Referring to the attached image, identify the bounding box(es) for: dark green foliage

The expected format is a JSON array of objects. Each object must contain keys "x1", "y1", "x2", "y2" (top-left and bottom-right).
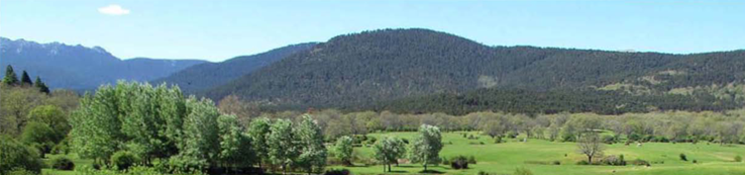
[
  {"x1": 372, "y1": 88, "x2": 741, "y2": 115},
  {"x1": 154, "y1": 43, "x2": 317, "y2": 92},
  {"x1": 450, "y1": 156, "x2": 469, "y2": 169},
  {"x1": 111, "y1": 151, "x2": 140, "y2": 170},
  {"x1": 20, "y1": 122, "x2": 57, "y2": 158},
  {"x1": 324, "y1": 169, "x2": 350, "y2": 175},
  {"x1": 3, "y1": 65, "x2": 19, "y2": 86},
  {"x1": 0, "y1": 135, "x2": 44, "y2": 174},
  {"x1": 680, "y1": 153, "x2": 688, "y2": 161},
  {"x1": 33, "y1": 77, "x2": 50, "y2": 94},
  {"x1": 50, "y1": 156, "x2": 75, "y2": 170},
  {"x1": 20, "y1": 71, "x2": 32, "y2": 86},
  {"x1": 468, "y1": 155, "x2": 477, "y2": 164},
  {"x1": 600, "y1": 155, "x2": 626, "y2": 166},
  {"x1": 202, "y1": 29, "x2": 745, "y2": 113},
  {"x1": 735, "y1": 155, "x2": 742, "y2": 162},
  {"x1": 629, "y1": 159, "x2": 651, "y2": 166}
]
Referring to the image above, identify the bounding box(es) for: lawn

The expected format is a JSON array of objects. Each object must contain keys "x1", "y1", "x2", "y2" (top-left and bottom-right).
[{"x1": 330, "y1": 131, "x2": 745, "y2": 175}]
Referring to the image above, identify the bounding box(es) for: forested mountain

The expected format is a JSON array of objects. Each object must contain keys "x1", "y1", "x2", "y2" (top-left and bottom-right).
[
  {"x1": 152, "y1": 43, "x2": 317, "y2": 92},
  {"x1": 0, "y1": 37, "x2": 207, "y2": 90},
  {"x1": 204, "y1": 29, "x2": 745, "y2": 111}
]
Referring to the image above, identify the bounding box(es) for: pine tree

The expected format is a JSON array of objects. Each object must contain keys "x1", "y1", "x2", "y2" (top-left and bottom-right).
[
  {"x1": 34, "y1": 77, "x2": 50, "y2": 94},
  {"x1": 3, "y1": 65, "x2": 19, "y2": 86},
  {"x1": 20, "y1": 70, "x2": 32, "y2": 86}
]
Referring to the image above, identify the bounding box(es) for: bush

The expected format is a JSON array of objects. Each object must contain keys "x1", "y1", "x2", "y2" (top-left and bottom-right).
[
  {"x1": 324, "y1": 169, "x2": 350, "y2": 175},
  {"x1": 441, "y1": 157, "x2": 450, "y2": 165},
  {"x1": 576, "y1": 160, "x2": 590, "y2": 165},
  {"x1": 51, "y1": 156, "x2": 75, "y2": 170},
  {"x1": 450, "y1": 156, "x2": 469, "y2": 169},
  {"x1": 552, "y1": 160, "x2": 561, "y2": 165},
  {"x1": 110, "y1": 151, "x2": 140, "y2": 170},
  {"x1": 600, "y1": 155, "x2": 626, "y2": 166},
  {"x1": 692, "y1": 160, "x2": 698, "y2": 164},
  {"x1": 679, "y1": 153, "x2": 688, "y2": 161},
  {"x1": 468, "y1": 155, "x2": 477, "y2": 164},
  {"x1": 0, "y1": 135, "x2": 44, "y2": 174},
  {"x1": 514, "y1": 167, "x2": 534, "y2": 175},
  {"x1": 6, "y1": 168, "x2": 38, "y2": 175},
  {"x1": 601, "y1": 135, "x2": 616, "y2": 144},
  {"x1": 735, "y1": 155, "x2": 742, "y2": 162},
  {"x1": 629, "y1": 159, "x2": 650, "y2": 166},
  {"x1": 494, "y1": 137, "x2": 502, "y2": 143}
]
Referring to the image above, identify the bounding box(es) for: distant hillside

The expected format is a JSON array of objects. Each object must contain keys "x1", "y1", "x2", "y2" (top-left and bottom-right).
[
  {"x1": 203, "y1": 29, "x2": 745, "y2": 110},
  {"x1": 152, "y1": 43, "x2": 317, "y2": 92},
  {"x1": 0, "y1": 37, "x2": 207, "y2": 90}
]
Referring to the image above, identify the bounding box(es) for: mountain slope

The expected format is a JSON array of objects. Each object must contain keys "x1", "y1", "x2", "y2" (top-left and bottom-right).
[
  {"x1": 203, "y1": 29, "x2": 745, "y2": 109},
  {"x1": 152, "y1": 43, "x2": 317, "y2": 92},
  {"x1": 0, "y1": 37, "x2": 207, "y2": 90}
]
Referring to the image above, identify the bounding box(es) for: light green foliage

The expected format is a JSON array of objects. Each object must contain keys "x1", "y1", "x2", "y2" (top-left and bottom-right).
[
  {"x1": 267, "y1": 119, "x2": 298, "y2": 172},
  {"x1": 70, "y1": 84, "x2": 125, "y2": 162},
  {"x1": 373, "y1": 136, "x2": 406, "y2": 172},
  {"x1": 20, "y1": 122, "x2": 57, "y2": 157},
  {"x1": 27, "y1": 105, "x2": 69, "y2": 142},
  {"x1": 217, "y1": 114, "x2": 255, "y2": 169},
  {"x1": 295, "y1": 114, "x2": 328, "y2": 174},
  {"x1": 409, "y1": 124, "x2": 443, "y2": 171},
  {"x1": 0, "y1": 135, "x2": 44, "y2": 174},
  {"x1": 0, "y1": 86, "x2": 47, "y2": 136},
  {"x1": 170, "y1": 97, "x2": 221, "y2": 170},
  {"x1": 247, "y1": 117, "x2": 272, "y2": 168},
  {"x1": 334, "y1": 136, "x2": 354, "y2": 165}
]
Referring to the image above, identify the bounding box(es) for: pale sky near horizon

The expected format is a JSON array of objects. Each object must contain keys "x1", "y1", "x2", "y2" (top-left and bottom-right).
[{"x1": 1, "y1": 0, "x2": 743, "y2": 62}]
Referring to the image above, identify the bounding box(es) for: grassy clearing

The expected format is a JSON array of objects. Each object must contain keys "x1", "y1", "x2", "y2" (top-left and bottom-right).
[{"x1": 331, "y1": 131, "x2": 745, "y2": 175}]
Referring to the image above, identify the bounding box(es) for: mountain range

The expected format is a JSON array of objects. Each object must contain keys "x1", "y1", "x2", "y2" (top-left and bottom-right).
[
  {"x1": 201, "y1": 29, "x2": 745, "y2": 111},
  {"x1": 0, "y1": 37, "x2": 207, "y2": 90},
  {"x1": 3, "y1": 29, "x2": 745, "y2": 114}
]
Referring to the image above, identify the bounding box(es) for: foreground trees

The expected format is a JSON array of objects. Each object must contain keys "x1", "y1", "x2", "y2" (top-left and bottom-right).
[
  {"x1": 577, "y1": 134, "x2": 604, "y2": 163},
  {"x1": 334, "y1": 136, "x2": 354, "y2": 166},
  {"x1": 373, "y1": 136, "x2": 406, "y2": 172},
  {"x1": 69, "y1": 81, "x2": 327, "y2": 173},
  {"x1": 409, "y1": 124, "x2": 443, "y2": 171}
]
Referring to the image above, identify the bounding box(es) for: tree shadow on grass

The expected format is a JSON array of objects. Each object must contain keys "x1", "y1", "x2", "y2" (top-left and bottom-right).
[{"x1": 418, "y1": 170, "x2": 445, "y2": 174}]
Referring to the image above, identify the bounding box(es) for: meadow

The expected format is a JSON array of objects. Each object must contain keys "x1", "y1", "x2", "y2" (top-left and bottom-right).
[{"x1": 330, "y1": 132, "x2": 745, "y2": 175}]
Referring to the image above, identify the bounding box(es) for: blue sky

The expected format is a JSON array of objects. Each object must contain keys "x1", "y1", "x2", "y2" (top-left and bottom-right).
[{"x1": 1, "y1": 0, "x2": 743, "y2": 62}]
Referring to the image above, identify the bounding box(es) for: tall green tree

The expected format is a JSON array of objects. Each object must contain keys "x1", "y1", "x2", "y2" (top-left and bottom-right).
[
  {"x1": 3, "y1": 65, "x2": 19, "y2": 86},
  {"x1": 34, "y1": 77, "x2": 49, "y2": 94},
  {"x1": 373, "y1": 136, "x2": 406, "y2": 172},
  {"x1": 409, "y1": 124, "x2": 443, "y2": 171},
  {"x1": 247, "y1": 117, "x2": 272, "y2": 168},
  {"x1": 267, "y1": 119, "x2": 298, "y2": 173},
  {"x1": 217, "y1": 114, "x2": 256, "y2": 171},
  {"x1": 295, "y1": 114, "x2": 328, "y2": 174},
  {"x1": 70, "y1": 85, "x2": 123, "y2": 164},
  {"x1": 170, "y1": 97, "x2": 221, "y2": 170},
  {"x1": 27, "y1": 105, "x2": 69, "y2": 143},
  {"x1": 334, "y1": 136, "x2": 354, "y2": 166},
  {"x1": 20, "y1": 71, "x2": 32, "y2": 86}
]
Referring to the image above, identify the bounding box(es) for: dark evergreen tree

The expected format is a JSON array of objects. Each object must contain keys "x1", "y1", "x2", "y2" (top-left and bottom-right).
[
  {"x1": 3, "y1": 65, "x2": 19, "y2": 86},
  {"x1": 34, "y1": 76, "x2": 50, "y2": 94},
  {"x1": 20, "y1": 71, "x2": 33, "y2": 86}
]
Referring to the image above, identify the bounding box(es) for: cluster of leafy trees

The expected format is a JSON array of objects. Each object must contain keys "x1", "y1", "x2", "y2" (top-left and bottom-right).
[
  {"x1": 372, "y1": 124, "x2": 443, "y2": 173},
  {"x1": 68, "y1": 82, "x2": 328, "y2": 174}
]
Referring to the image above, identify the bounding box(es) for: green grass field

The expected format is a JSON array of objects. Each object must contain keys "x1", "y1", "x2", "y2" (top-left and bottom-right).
[
  {"x1": 330, "y1": 131, "x2": 745, "y2": 175},
  {"x1": 41, "y1": 131, "x2": 745, "y2": 175}
]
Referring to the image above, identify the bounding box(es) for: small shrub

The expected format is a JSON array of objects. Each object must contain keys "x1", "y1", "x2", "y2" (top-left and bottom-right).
[
  {"x1": 324, "y1": 169, "x2": 350, "y2": 175},
  {"x1": 576, "y1": 160, "x2": 590, "y2": 165},
  {"x1": 110, "y1": 151, "x2": 140, "y2": 170},
  {"x1": 692, "y1": 160, "x2": 698, "y2": 164},
  {"x1": 479, "y1": 141, "x2": 485, "y2": 145},
  {"x1": 514, "y1": 167, "x2": 534, "y2": 175},
  {"x1": 468, "y1": 155, "x2": 477, "y2": 164},
  {"x1": 629, "y1": 159, "x2": 650, "y2": 166},
  {"x1": 600, "y1": 155, "x2": 626, "y2": 166},
  {"x1": 552, "y1": 160, "x2": 561, "y2": 165},
  {"x1": 442, "y1": 157, "x2": 450, "y2": 165},
  {"x1": 50, "y1": 156, "x2": 75, "y2": 170},
  {"x1": 450, "y1": 156, "x2": 469, "y2": 169},
  {"x1": 494, "y1": 137, "x2": 502, "y2": 144},
  {"x1": 679, "y1": 153, "x2": 688, "y2": 161},
  {"x1": 601, "y1": 135, "x2": 616, "y2": 144},
  {"x1": 735, "y1": 155, "x2": 742, "y2": 162}
]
